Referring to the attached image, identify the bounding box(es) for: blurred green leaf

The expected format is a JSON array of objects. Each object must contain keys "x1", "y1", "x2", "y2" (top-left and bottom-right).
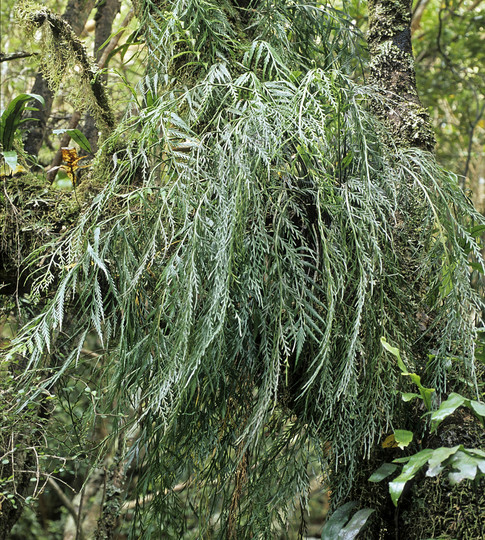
[
  {"x1": 0, "y1": 93, "x2": 44, "y2": 151},
  {"x1": 321, "y1": 502, "x2": 357, "y2": 539},
  {"x1": 1, "y1": 150, "x2": 18, "y2": 171},
  {"x1": 369, "y1": 463, "x2": 398, "y2": 482},
  {"x1": 339, "y1": 508, "x2": 374, "y2": 540},
  {"x1": 321, "y1": 502, "x2": 373, "y2": 539},
  {"x1": 53, "y1": 128, "x2": 92, "y2": 153}
]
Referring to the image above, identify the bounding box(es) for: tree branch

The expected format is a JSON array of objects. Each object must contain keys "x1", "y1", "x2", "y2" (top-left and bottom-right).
[{"x1": 0, "y1": 51, "x2": 36, "y2": 62}]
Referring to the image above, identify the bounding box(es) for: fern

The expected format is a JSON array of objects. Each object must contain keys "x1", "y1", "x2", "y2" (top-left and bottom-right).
[{"x1": 8, "y1": 0, "x2": 485, "y2": 537}]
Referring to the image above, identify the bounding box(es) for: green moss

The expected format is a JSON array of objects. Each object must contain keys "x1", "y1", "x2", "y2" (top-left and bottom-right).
[
  {"x1": 401, "y1": 475, "x2": 485, "y2": 539},
  {"x1": 0, "y1": 172, "x2": 82, "y2": 294},
  {"x1": 16, "y1": 1, "x2": 114, "y2": 133}
]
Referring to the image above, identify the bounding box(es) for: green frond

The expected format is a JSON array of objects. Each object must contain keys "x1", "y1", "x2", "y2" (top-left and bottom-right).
[{"x1": 10, "y1": 0, "x2": 484, "y2": 536}]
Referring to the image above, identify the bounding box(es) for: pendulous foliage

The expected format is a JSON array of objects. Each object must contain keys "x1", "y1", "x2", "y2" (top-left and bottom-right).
[{"x1": 5, "y1": 0, "x2": 484, "y2": 537}]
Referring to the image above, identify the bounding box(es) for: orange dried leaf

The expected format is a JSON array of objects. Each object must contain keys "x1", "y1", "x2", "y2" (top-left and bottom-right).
[{"x1": 61, "y1": 147, "x2": 89, "y2": 168}]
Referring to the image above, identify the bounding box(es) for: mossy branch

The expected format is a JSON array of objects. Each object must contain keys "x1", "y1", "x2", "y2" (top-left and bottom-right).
[{"x1": 17, "y1": 5, "x2": 115, "y2": 133}]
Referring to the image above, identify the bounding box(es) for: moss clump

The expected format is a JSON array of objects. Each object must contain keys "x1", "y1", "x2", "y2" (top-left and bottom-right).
[
  {"x1": 16, "y1": 1, "x2": 114, "y2": 133},
  {"x1": 0, "y1": 172, "x2": 80, "y2": 294},
  {"x1": 400, "y1": 475, "x2": 485, "y2": 539}
]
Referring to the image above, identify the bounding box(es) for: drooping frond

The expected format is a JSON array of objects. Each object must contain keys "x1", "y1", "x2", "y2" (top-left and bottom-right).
[{"x1": 10, "y1": 0, "x2": 484, "y2": 536}]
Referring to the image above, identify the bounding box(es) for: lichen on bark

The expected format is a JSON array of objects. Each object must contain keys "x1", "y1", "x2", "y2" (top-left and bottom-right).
[
  {"x1": 16, "y1": 1, "x2": 115, "y2": 136},
  {"x1": 367, "y1": 0, "x2": 435, "y2": 151}
]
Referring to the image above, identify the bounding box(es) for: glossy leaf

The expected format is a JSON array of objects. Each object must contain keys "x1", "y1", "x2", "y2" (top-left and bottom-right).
[
  {"x1": 339, "y1": 508, "x2": 374, "y2": 540},
  {"x1": 369, "y1": 463, "x2": 398, "y2": 482},
  {"x1": 390, "y1": 449, "x2": 433, "y2": 506},
  {"x1": 321, "y1": 502, "x2": 357, "y2": 539},
  {"x1": 53, "y1": 128, "x2": 92, "y2": 153},
  {"x1": 469, "y1": 400, "x2": 485, "y2": 421},
  {"x1": 448, "y1": 451, "x2": 479, "y2": 484},
  {"x1": 426, "y1": 445, "x2": 460, "y2": 477},
  {"x1": 430, "y1": 393, "x2": 466, "y2": 432},
  {"x1": 0, "y1": 93, "x2": 44, "y2": 151}
]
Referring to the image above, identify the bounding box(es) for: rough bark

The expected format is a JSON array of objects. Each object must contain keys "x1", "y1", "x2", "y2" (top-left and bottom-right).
[
  {"x1": 368, "y1": 0, "x2": 434, "y2": 350},
  {"x1": 22, "y1": 0, "x2": 96, "y2": 160},
  {"x1": 0, "y1": 390, "x2": 53, "y2": 540},
  {"x1": 0, "y1": 447, "x2": 37, "y2": 540},
  {"x1": 82, "y1": 0, "x2": 121, "y2": 154},
  {"x1": 94, "y1": 439, "x2": 126, "y2": 540},
  {"x1": 367, "y1": 0, "x2": 435, "y2": 151}
]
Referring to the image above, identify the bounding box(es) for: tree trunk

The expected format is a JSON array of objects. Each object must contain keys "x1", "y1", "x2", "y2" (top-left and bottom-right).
[
  {"x1": 22, "y1": 0, "x2": 96, "y2": 160},
  {"x1": 82, "y1": 0, "x2": 120, "y2": 154},
  {"x1": 367, "y1": 0, "x2": 435, "y2": 151},
  {"x1": 349, "y1": 3, "x2": 484, "y2": 538}
]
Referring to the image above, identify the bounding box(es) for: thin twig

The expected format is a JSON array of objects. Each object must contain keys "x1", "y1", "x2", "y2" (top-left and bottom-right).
[
  {"x1": 121, "y1": 482, "x2": 188, "y2": 511},
  {"x1": 75, "y1": 483, "x2": 86, "y2": 540},
  {"x1": 0, "y1": 51, "x2": 37, "y2": 62},
  {"x1": 47, "y1": 477, "x2": 79, "y2": 523},
  {"x1": 81, "y1": 347, "x2": 101, "y2": 358},
  {"x1": 98, "y1": 10, "x2": 135, "y2": 70}
]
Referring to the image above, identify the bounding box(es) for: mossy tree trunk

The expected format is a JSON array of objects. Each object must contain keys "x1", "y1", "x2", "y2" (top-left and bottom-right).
[
  {"x1": 23, "y1": 0, "x2": 96, "y2": 159},
  {"x1": 82, "y1": 0, "x2": 121, "y2": 154},
  {"x1": 350, "y1": 2, "x2": 485, "y2": 538},
  {"x1": 367, "y1": 0, "x2": 435, "y2": 151}
]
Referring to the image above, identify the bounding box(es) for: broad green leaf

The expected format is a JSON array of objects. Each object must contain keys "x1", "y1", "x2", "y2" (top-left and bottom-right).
[
  {"x1": 426, "y1": 446, "x2": 461, "y2": 477},
  {"x1": 430, "y1": 393, "x2": 466, "y2": 432},
  {"x1": 393, "y1": 455, "x2": 411, "y2": 464},
  {"x1": 466, "y1": 448, "x2": 485, "y2": 459},
  {"x1": 448, "y1": 451, "x2": 478, "y2": 484},
  {"x1": 394, "y1": 429, "x2": 413, "y2": 449},
  {"x1": 0, "y1": 93, "x2": 44, "y2": 151},
  {"x1": 390, "y1": 449, "x2": 433, "y2": 506},
  {"x1": 380, "y1": 336, "x2": 400, "y2": 358},
  {"x1": 401, "y1": 392, "x2": 420, "y2": 402},
  {"x1": 321, "y1": 502, "x2": 357, "y2": 540},
  {"x1": 469, "y1": 400, "x2": 485, "y2": 421},
  {"x1": 369, "y1": 463, "x2": 398, "y2": 482},
  {"x1": 339, "y1": 508, "x2": 374, "y2": 539},
  {"x1": 381, "y1": 337, "x2": 407, "y2": 373},
  {"x1": 407, "y1": 373, "x2": 434, "y2": 410},
  {"x1": 1, "y1": 150, "x2": 18, "y2": 171},
  {"x1": 53, "y1": 129, "x2": 92, "y2": 153}
]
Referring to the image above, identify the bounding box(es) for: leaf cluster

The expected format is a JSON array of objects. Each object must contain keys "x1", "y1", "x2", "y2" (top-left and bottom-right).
[{"x1": 5, "y1": 0, "x2": 485, "y2": 536}]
